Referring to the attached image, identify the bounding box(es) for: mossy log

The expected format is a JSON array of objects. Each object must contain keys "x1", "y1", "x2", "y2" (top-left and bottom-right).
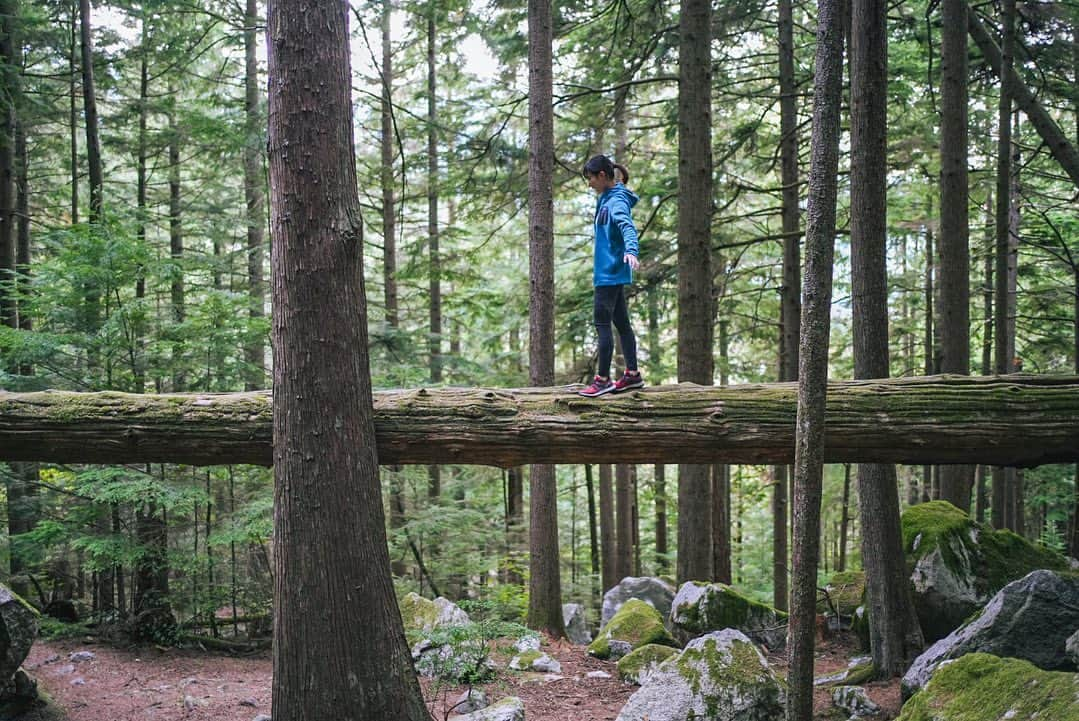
[{"x1": 1, "y1": 374, "x2": 1078, "y2": 468}]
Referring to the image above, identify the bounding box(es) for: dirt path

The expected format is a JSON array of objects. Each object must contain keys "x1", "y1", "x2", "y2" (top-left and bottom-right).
[{"x1": 24, "y1": 635, "x2": 900, "y2": 720}]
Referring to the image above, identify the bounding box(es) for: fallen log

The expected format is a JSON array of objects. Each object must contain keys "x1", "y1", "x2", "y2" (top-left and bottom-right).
[{"x1": 1, "y1": 374, "x2": 1077, "y2": 468}]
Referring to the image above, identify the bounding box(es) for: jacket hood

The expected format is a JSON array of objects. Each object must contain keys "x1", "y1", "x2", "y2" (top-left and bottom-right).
[{"x1": 603, "y1": 183, "x2": 639, "y2": 208}]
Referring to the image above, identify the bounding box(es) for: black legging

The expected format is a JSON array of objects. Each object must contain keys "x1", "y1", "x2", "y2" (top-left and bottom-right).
[{"x1": 594, "y1": 284, "x2": 638, "y2": 378}]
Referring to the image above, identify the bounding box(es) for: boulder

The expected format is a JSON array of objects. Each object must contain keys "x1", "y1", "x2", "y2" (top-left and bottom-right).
[
  {"x1": 0, "y1": 585, "x2": 38, "y2": 695},
  {"x1": 814, "y1": 656, "x2": 873, "y2": 687},
  {"x1": 902, "y1": 501, "x2": 1069, "y2": 641},
  {"x1": 897, "y1": 653, "x2": 1079, "y2": 721},
  {"x1": 588, "y1": 599, "x2": 679, "y2": 661},
  {"x1": 1067, "y1": 629, "x2": 1079, "y2": 667},
  {"x1": 412, "y1": 636, "x2": 493, "y2": 684},
  {"x1": 818, "y1": 571, "x2": 865, "y2": 617},
  {"x1": 832, "y1": 685, "x2": 879, "y2": 719},
  {"x1": 562, "y1": 603, "x2": 592, "y2": 645},
  {"x1": 399, "y1": 592, "x2": 469, "y2": 633},
  {"x1": 601, "y1": 577, "x2": 677, "y2": 628},
  {"x1": 452, "y1": 689, "x2": 488, "y2": 714},
  {"x1": 669, "y1": 581, "x2": 788, "y2": 650},
  {"x1": 454, "y1": 696, "x2": 525, "y2": 721},
  {"x1": 616, "y1": 644, "x2": 679, "y2": 685},
  {"x1": 901, "y1": 569, "x2": 1079, "y2": 698},
  {"x1": 615, "y1": 629, "x2": 785, "y2": 721}
]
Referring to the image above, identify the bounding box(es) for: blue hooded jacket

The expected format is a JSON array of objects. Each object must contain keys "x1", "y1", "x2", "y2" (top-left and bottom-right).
[{"x1": 593, "y1": 183, "x2": 640, "y2": 287}]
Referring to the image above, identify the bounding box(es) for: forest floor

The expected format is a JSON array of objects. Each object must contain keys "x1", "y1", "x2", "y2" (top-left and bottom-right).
[{"x1": 24, "y1": 632, "x2": 902, "y2": 720}]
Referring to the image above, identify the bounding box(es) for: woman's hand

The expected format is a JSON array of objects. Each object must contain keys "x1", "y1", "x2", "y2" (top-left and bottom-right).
[{"x1": 624, "y1": 254, "x2": 640, "y2": 271}]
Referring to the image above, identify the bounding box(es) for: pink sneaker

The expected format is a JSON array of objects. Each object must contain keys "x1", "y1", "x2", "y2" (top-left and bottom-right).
[
  {"x1": 578, "y1": 375, "x2": 615, "y2": 397},
  {"x1": 612, "y1": 370, "x2": 644, "y2": 393}
]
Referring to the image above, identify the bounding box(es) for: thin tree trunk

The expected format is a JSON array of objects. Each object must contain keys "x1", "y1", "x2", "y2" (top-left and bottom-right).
[
  {"x1": 427, "y1": 5, "x2": 441, "y2": 384},
  {"x1": 788, "y1": 0, "x2": 843, "y2": 712},
  {"x1": 0, "y1": 0, "x2": 15, "y2": 336},
  {"x1": 772, "y1": 466, "x2": 788, "y2": 610},
  {"x1": 168, "y1": 93, "x2": 185, "y2": 392},
  {"x1": 922, "y1": 216, "x2": 935, "y2": 501},
  {"x1": 243, "y1": 0, "x2": 265, "y2": 392},
  {"x1": 937, "y1": 0, "x2": 973, "y2": 511},
  {"x1": 599, "y1": 464, "x2": 616, "y2": 592},
  {"x1": 504, "y1": 467, "x2": 523, "y2": 583},
  {"x1": 654, "y1": 463, "x2": 667, "y2": 572},
  {"x1": 677, "y1": 0, "x2": 715, "y2": 586},
  {"x1": 79, "y1": 0, "x2": 102, "y2": 221},
  {"x1": 615, "y1": 464, "x2": 634, "y2": 582},
  {"x1": 266, "y1": 0, "x2": 430, "y2": 712},
  {"x1": 838, "y1": 463, "x2": 850, "y2": 572},
  {"x1": 712, "y1": 463, "x2": 731, "y2": 583},
  {"x1": 380, "y1": 0, "x2": 397, "y2": 330},
  {"x1": 525, "y1": 0, "x2": 564, "y2": 639},
  {"x1": 69, "y1": 1, "x2": 78, "y2": 223},
  {"x1": 585, "y1": 464, "x2": 599, "y2": 578}
]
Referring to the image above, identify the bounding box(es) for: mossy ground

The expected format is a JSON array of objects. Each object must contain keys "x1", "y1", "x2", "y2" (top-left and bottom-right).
[
  {"x1": 897, "y1": 653, "x2": 1079, "y2": 721},
  {"x1": 587, "y1": 599, "x2": 678, "y2": 659}
]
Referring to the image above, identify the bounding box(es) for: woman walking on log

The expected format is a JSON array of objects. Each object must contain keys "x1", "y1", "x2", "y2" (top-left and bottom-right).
[{"x1": 578, "y1": 154, "x2": 645, "y2": 397}]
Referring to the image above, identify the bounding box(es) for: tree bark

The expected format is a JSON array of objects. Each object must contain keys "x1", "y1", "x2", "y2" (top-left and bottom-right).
[
  {"x1": 677, "y1": 0, "x2": 715, "y2": 586},
  {"x1": 6, "y1": 376, "x2": 1079, "y2": 467},
  {"x1": 654, "y1": 463, "x2": 668, "y2": 573},
  {"x1": 243, "y1": 0, "x2": 265, "y2": 392},
  {"x1": 78, "y1": 0, "x2": 102, "y2": 221},
  {"x1": 168, "y1": 93, "x2": 185, "y2": 392},
  {"x1": 838, "y1": 463, "x2": 850, "y2": 572},
  {"x1": 380, "y1": 0, "x2": 397, "y2": 331},
  {"x1": 599, "y1": 464, "x2": 616, "y2": 592},
  {"x1": 427, "y1": 5, "x2": 441, "y2": 384},
  {"x1": 615, "y1": 464, "x2": 634, "y2": 582},
  {"x1": 525, "y1": 0, "x2": 565, "y2": 639},
  {"x1": 0, "y1": 0, "x2": 18, "y2": 333},
  {"x1": 712, "y1": 463, "x2": 731, "y2": 583},
  {"x1": 68, "y1": 2, "x2": 78, "y2": 224},
  {"x1": 966, "y1": 10, "x2": 1079, "y2": 189},
  {"x1": 787, "y1": 0, "x2": 843, "y2": 714},
  {"x1": 266, "y1": 0, "x2": 430, "y2": 714},
  {"x1": 937, "y1": 0, "x2": 973, "y2": 511},
  {"x1": 585, "y1": 465, "x2": 599, "y2": 578}
]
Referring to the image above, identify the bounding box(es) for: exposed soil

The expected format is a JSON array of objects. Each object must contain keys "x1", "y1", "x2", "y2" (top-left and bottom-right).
[{"x1": 24, "y1": 633, "x2": 901, "y2": 720}]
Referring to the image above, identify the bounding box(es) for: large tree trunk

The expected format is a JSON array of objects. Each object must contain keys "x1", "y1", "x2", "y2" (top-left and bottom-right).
[
  {"x1": 677, "y1": 0, "x2": 715, "y2": 586},
  {"x1": 850, "y1": 0, "x2": 924, "y2": 676},
  {"x1": 966, "y1": 10, "x2": 1079, "y2": 189},
  {"x1": 0, "y1": 0, "x2": 15, "y2": 335},
  {"x1": 937, "y1": 0, "x2": 973, "y2": 511},
  {"x1": 787, "y1": 0, "x2": 844, "y2": 713},
  {"x1": 243, "y1": 0, "x2": 265, "y2": 392},
  {"x1": 525, "y1": 0, "x2": 565, "y2": 639},
  {"x1": 6, "y1": 376, "x2": 1079, "y2": 467},
  {"x1": 79, "y1": 0, "x2": 102, "y2": 221},
  {"x1": 266, "y1": 0, "x2": 430, "y2": 715}
]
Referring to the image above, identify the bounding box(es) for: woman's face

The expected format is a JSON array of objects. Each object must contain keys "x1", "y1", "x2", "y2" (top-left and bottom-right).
[{"x1": 585, "y1": 171, "x2": 611, "y2": 194}]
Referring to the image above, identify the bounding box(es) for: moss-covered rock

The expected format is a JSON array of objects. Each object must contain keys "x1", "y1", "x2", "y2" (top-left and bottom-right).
[
  {"x1": 902, "y1": 501, "x2": 1069, "y2": 641},
  {"x1": 818, "y1": 570, "x2": 865, "y2": 617},
  {"x1": 851, "y1": 605, "x2": 870, "y2": 653},
  {"x1": 0, "y1": 585, "x2": 39, "y2": 694},
  {"x1": 615, "y1": 629, "x2": 786, "y2": 721},
  {"x1": 617, "y1": 643, "x2": 680, "y2": 685},
  {"x1": 601, "y1": 576, "x2": 677, "y2": 627},
  {"x1": 897, "y1": 653, "x2": 1079, "y2": 721},
  {"x1": 398, "y1": 592, "x2": 469, "y2": 634},
  {"x1": 454, "y1": 695, "x2": 526, "y2": 721},
  {"x1": 588, "y1": 599, "x2": 679, "y2": 660},
  {"x1": 669, "y1": 581, "x2": 788, "y2": 650}
]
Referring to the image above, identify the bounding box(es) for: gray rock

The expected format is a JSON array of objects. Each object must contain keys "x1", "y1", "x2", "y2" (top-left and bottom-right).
[
  {"x1": 1067, "y1": 629, "x2": 1079, "y2": 666},
  {"x1": 831, "y1": 685, "x2": 879, "y2": 719},
  {"x1": 452, "y1": 688, "x2": 488, "y2": 714},
  {"x1": 399, "y1": 592, "x2": 470, "y2": 633},
  {"x1": 669, "y1": 581, "x2": 788, "y2": 650},
  {"x1": 509, "y1": 652, "x2": 561, "y2": 674},
  {"x1": 513, "y1": 635, "x2": 541, "y2": 653},
  {"x1": 602, "y1": 577, "x2": 677, "y2": 627},
  {"x1": 70, "y1": 677, "x2": 85, "y2": 686},
  {"x1": 453, "y1": 696, "x2": 525, "y2": 721},
  {"x1": 562, "y1": 603, "x2": 592, "y2": 645},
  {"x1": 586, "y1": 670, "x2": 612, "y2": 679},
  {"x1": 56, "y1": 664, "x2": 75, "y2": 675},
  {"x1": 814, "y1": 656, "x2": 872, "y2": 687},
  {"x1": 412, "y1": 637, "x2": 494, "y2": 683},
  {"x1": 901, "y1": 569, "x2": 1079, "y2": 699},
  {"x1": 239, "y1": 697, "x2": 258, "y2": 707},
  {"x1": 0, "y1": 585, "x2": 39, "y2": 692},
  {"x1": 68, "y1": 651, "x2": 96, "y2": 663},
  {"x1": 253, "y1": 715, "x2": 272, "y2": 721},
  {"x1": 615, "y1": 629, "x2": 786, "y2": 721}
]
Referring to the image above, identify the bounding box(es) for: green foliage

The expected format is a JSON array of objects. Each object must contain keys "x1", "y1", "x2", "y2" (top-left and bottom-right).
[
  {"x1": 414, "y1": 619, "x2": 533, "y2": 686},
  {"x1": 38, "y1": 618, "x2": 92, "y2": 641}
]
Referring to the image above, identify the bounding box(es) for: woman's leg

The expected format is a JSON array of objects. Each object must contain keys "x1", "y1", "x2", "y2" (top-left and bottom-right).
[
  {"x1": 611, "y1": 285, "x2": 638, "y2": 372},
  {"x1": 594, "y1": 285, "x2": 619, "y2": 378}
]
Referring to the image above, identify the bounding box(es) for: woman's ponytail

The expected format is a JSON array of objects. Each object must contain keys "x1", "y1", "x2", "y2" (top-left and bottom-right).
[{"x1": 612, "y1": 163, "x2": 630, "y2": 184}]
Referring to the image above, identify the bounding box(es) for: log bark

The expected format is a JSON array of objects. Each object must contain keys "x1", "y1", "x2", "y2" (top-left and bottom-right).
[{"x1": 2, "y1": 375, "x2": 1079, "y2": 468}]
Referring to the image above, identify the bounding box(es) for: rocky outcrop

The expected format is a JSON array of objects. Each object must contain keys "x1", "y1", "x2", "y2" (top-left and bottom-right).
[
  {"x1": 615, "y1": 629, "x2": 785, "y2": 721},
  {"x1": 1067, "y1": 628, "x2": 1079, "y2": 666},
  {"x1": 616, "y1": 644, "x2": 679, "y2": 685},
  {"x1": 588, "y1": 599, "x2": 679, "y2": 661},
  {"x1": 562, "y1": 603, "x2": 591, "y2": 645},
  {"x1": 601, "y1": 577, "x2": 676, "y2": 628},
  {"x1": 668, "y1": 581, "x2": 787, "y2": 650},
  {"x1": 832, "y1": 685, "x2": 880, "y2": 719},
  {"x1": 902, "y1": 501, "x2": 1069, "y2": 641},
  {"x1": 897, "y1": 653, "x2": 1079, "y2": 721},
  {"x1": 901, "y1": 569, "x2": 1079, "y2": 698}
]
